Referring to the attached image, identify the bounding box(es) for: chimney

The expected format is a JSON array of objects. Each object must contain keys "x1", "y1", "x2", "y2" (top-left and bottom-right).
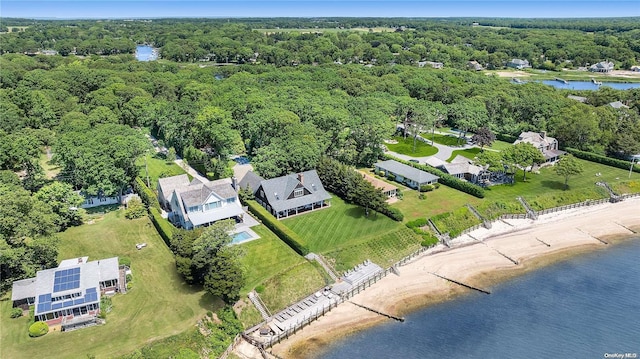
[
  {"x1": 78, "y1": 258, "x2": 83, "y2": 264},
  {"x1": 540, "y1": 131, "x2": 547, "y2": 138},
  {"x1": 298, "y1": 173, "x2": 304, "y2": 184},
  {"x1": 231, "y1": 176, "x2": 238, "y2": 191}
]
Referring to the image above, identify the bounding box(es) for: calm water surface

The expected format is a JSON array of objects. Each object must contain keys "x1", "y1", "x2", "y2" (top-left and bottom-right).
[
  {"x1": 319, "y1": 239, "x2": 640, "y2": 359},
  {"x1": 541, "y1": 80, "x2": 640, "y2": 90},
  {"x1": 135, "y1": 45, "x2": 157, "y2": 61}
]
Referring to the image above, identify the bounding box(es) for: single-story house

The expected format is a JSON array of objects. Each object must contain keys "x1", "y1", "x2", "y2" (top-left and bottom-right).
[
  {"x1": 12, "y1": 256, "x2": 120, "y2": 329},
  {"x1": 468, "y1": 60, "x2": 483, "y2": 71},
  {"x1": 160, "y1": 175, "x2": 247, "y2": 230},
  {"x1": 418, "y1": 61, "x2": 444, "y2": 69},
  {"x1": 631, "y1": 65, "x2": 640, "y2": 72},
  {"x1": 438, "y1": 155, "x2": 490, "y2": 185},
  {"x1": 514, "y1": 131, "x2": 565, "y2": 164},
  {"x1": 589, "y1": 61, "x2": 614, "y2": 73},
  {"x1": 78, "y1": 191, "x2": 120, "y2": 209},
  {"x1": 374, "y1": 160, "x2": 439, "y2": 189},
  {"x1": 507, "y1": 59, "x2": 531, "y2": 69},
  {"x1": 424, "y1": 156, "x2": 447, "y2": 168},
  {"x1": 609, "y1": 101, "x2": 629, "y2": 109},
  {"x1": 567, "y1": 95, "x2": 587, "y2": 103},
  {"x1": 249, "y1": 170, "x2": 331, "y2": 219},
  {"x1": 360, "y1": 172, "x2": 398, "y2": 198}
]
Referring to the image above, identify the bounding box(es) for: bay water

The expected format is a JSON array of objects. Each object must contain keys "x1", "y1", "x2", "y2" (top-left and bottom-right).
[{"x1": 318, "y1": 238, "x2": 640, "y2": 359}]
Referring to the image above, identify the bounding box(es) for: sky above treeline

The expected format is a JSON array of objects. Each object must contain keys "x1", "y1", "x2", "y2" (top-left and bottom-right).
[{"x1": 2, "y1": 1, "x2": 639, "y2": 19}]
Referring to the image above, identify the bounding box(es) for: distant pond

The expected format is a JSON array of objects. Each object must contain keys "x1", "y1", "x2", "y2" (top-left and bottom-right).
[
  {"x1": 541, "y1": 80, "x2": 640, "y2": 90},
  {"x1": 135, "y1": 45, "x2": 158, "y2": 61}
]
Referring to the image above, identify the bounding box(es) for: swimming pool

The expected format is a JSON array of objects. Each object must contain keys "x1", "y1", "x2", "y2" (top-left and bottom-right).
[{"x1": 232, "y1": 231, "x2": 253, "y2": 244}]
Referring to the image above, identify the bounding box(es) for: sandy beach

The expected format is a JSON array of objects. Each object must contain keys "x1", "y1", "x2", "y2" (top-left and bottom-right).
[{"x1": 258, "y1": 197, "x2": 640, "y2": 359}]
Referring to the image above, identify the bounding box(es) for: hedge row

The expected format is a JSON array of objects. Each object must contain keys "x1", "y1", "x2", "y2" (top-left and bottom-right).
[
  {"x1": 133, "y1": 177, "x2": 161, "y2": 210},
  {"x1": 496, "y1": 133, "x2": 518, "y2": 143},
  {"x1": 245, "y1": 200, "x2": 309, "y2": 255},
  {"x1": 565, "y1": 148, "x2": 640, "y2": 173},
  {"x1": 383, "y1": 154, "x2": 485, "y2": 198},
  {"x1": 149, "y1": 207, "x2": 173, "y2": 246}
]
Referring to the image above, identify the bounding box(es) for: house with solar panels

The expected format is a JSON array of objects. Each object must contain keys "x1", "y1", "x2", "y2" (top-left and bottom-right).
[{"x1": 11, "y1": 256, "x2": 121, "y2": 329}]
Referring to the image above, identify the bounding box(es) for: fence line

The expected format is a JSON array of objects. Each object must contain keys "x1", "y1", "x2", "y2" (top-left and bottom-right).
[{"x1": 219, "y1": 334, "x2": 242, "y2": 359}]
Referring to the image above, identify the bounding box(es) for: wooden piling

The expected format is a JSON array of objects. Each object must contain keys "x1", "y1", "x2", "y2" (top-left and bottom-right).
[
  {"x1": 348, "y1": 301, "x2": 405, "y2": 322},
  {"x1": 535, "y1": 237, "x2": 551, "y2": 247},
  {"x1": 577, "y1": 228, "x2": 608, "y2": 245},
  {"x1": 429, "y1": 272, "x2": 491, "y2": 294}
]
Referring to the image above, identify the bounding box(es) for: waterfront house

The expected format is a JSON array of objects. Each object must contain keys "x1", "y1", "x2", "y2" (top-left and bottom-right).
[
  {"x1": 513, "y1": 131, "x2": 565, "y2": 164},
  {"x1": 609, "y1": 101, "x2": 629, "y2": 109},
  {"x1": 468, "y1": 60, "x2": 483, "y2": 71},
  {"x1": 374, "y1": 160, "x2": 439, "y2": 189},
  {"x1": 438, "y1": 155, "x2": 489, "y2": 185},
  {"x1": 507, "y1": 59, "x2": 531, "y2": 69},
  {"x1": 360, "y1": 172, "x2": 398, "y2": 198},
  {"x1": 589, "y1": 61, "x2": 614, "y2": 73},
  {"x1": 160, "y1": 175, "x2": 246, "y2": 229},
  {"x1": 250, "y1": 170, "x2": 331, "y2": 219},
  {"x1": 11, "y1": 256, "x2": 121, "y2": 330}
]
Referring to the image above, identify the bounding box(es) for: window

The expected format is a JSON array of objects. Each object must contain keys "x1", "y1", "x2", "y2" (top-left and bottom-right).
[
  {"x1": 294, "y1": 188, "x2": 304, "y2": 198},
  {"x1": 226, "y1": 197, "x2": 236, "y2": 203},
  {"x1": 204, "y1": 201, "x2": 221, "y2": 211}
]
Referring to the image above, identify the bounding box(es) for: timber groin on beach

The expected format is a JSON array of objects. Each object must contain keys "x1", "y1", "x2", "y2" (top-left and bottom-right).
[
  {"x1": 348, "y1": 301, "x2": 405, "y2": 322},
  {"x1": 428, "y1": 272, "x2": 491, "y2": 294}
]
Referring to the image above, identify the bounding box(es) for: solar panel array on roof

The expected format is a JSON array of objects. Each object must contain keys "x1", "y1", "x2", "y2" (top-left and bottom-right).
[
  {"x1": 37, "y1": 293, "x2": 52, "y2": 313},
  {"x1": 53, "y1": 267, "x2": 81, "y2": 292}
]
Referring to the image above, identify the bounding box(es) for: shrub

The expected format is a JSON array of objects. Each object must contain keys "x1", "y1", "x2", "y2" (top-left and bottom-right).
[
  {"x1": 133, "y1": 177, "x2": 161, "y2": 209},
  {"x1": 28, "y1": 321, "x2": 49, "y2": 337},
  {"x1": 564, "y1": 147, "x2": 640, "y2": 173},
  {"x1": 418, "y1": 193, "x2": 426, "y2": 200},
  {"x1": 119, "y1": 257, "x2": 131, "y2": 267},
  {"x1": 126, "y1": 274, "x2": 133, "y2": 282},
  {"x1": 383, "y1": 154, "x2": 485, "y2": 198},
  {"x1": 380, "y1": 206, "x2": 404, "y2": 221},
  {"x1": 433, "y1": 183, "x2": 441, "y2": 189},
  {"x1": 496, "y1": 133, "x2": 518, "y2": 143},
  {"x1": 124, "y1": 198, "x2": 146, "y2": 219},
  {"x1": 387, "y1": 173, "x2": 396, "y2": 181},
  {"x1": 149, "y1": 207, "x2": 174, "y2": 246},
  {"x1": 406, "y1": 218, "x2": 428, "y2": 228},
  {"x1": 10, "y1": 307, "x2": 23, "y2": 318},
  {"x1": 245, "y1": 200, "x2": 309, "y2": 255},
  {"x1": 101, "y1": 296, "x2": 113, "y2": 313},
  {"x1": 28, "y1": 305, "x2": 34, "y2": 324},
  {"x1": 126, "y1": 282, "x2": 133, "y2": 290},
  {"x1": 255, "y1": 285, "x2": 265, "y2": 294},
  {"x1": 419, "y1": 184, "x2": 434, "y2": 192}
]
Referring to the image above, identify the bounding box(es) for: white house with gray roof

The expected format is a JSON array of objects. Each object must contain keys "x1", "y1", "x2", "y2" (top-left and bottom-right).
[
  {"x1": 439, "y1": 155, "x2": 489, "y2": 185},
  {"x1": 160, "y1": 175, "x2": 247, "y2": 229},
  {"x1": 374, "y1": 160, "x2": 439, "y2": 189},
  {"x1": 514, "y1": 131, "x2": 565, "y2": 164},
  {"x1": 507, "y1": 59, "x2": 531, "y2": 69},
  {"x1": 589, "y1": 61, "x2": 614, "y2": 73},
  {"x1": 11, "y1": 256, "x2": 119, "y2": 329},
  {"x1": 249, "y1": 170, "x2": 331, "y2": 219}
]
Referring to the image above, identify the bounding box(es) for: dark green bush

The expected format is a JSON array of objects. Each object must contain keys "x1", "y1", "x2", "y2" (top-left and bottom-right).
[
  {"x1": 420, "y1": 184, "x2": 434, "y2": 192},
  {"x1": 496, "y1": 133, "x2": 518, "y2": 143},
  {"x1": 133, "y1": 177, "x2": 161, "y2": 209},
  {"x1": 245, "y1": 200, "x2": 309, "y2": 255},
  {"x1": 124, "y1": 198, "x2": 146, "y2": 219},
  {"x1": 255, "y1": 285, "x2": 265, "y2": 293},
  {"x1": 149, "y1": 207, "x2": 174, "y2": 246},
  {"x1": 379, "y1": 206, "x2": 404, "y2": 221},
  {"x1": 565, "y1": 148, "x2": 640, "y2": 173},
  {"x1": 126, "y1": 274, "x2": 133, "y2": 282},
  {"x1": 28, "y1": 321, "x2": 49, "y2": 337},
  {"x1": 10, "y1": 307, "x2": 23, "y2": 318}
]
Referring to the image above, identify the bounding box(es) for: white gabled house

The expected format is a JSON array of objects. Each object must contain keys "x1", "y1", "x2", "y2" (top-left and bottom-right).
[{"x1": 158, "y1": 175, "x2": 247, "y2": 229}]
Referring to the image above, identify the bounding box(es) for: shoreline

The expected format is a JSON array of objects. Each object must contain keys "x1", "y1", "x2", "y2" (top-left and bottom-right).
[{"x1": 264, "y1": 197, "x2": 640, "y2": 359}]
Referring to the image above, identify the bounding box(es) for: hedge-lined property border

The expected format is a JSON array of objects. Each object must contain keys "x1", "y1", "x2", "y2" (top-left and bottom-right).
[
  {"x1": 245, "y1": 200, "x2": 309, "y2": 255},
  {"x1": 565, "y1": 148, "x2": 640, "y2": 173},
  {"x1": 133, "y1": 177, "x2": 161, "y2": 209},
  {"x1": 383, "y1": 154, "x2": 485, "y2": 198},
  {"x1": 149, "y1": 207, "x2": 173, "y2": 246}
]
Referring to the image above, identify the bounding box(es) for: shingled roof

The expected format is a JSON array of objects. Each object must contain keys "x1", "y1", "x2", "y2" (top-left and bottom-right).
[
  {"x1": 258, "y1": 170, "x2": 331, "y2": 213},
  {"x1": 374, "y1": 160, "x2": 440, "y2": 184}
]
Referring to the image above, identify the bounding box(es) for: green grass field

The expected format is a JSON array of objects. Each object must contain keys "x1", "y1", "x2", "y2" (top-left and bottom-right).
[
  {"x1": 137, "y1": 153, "x2": 188, "y2": 189},
  {"x1": 0, "y1": 210, "x2": 219, "y2": 359},
  {"x1": 422, "y1": 133, "x2": 464, "y2": 147},
  {"x1": 447, "y1": 147, "x2": 482, "y2": 162},
  {"x1": 486, "y1": 140, "x2": 512, "y2": 151},
  {"x1": 40, "y1": 152, "x2": 61, "y2": 179},
  {"x1": 385, "y1": 136, "x2": 438, "y2": 157},
  {"x1": 283, "y1": 197, "x2": 406, "y2": 254},
  {"x1": 392, "y1": 186, "x2": 482, "y2": 222}
]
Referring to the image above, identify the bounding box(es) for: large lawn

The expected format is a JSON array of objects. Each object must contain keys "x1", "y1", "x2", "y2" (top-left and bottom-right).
[
  {"x1": 0, "y1": 210, "x2": 218, "y2": 359},
  {"x1": 484, "y1": 158, "x2": 639, "y2": 206},
  {"x1": 422, "y1": 133, "x2": 464, "y2": 147},
  {"x1": 385, "y1": 136, "x2": 438, "y2": 157},
  {"x1": 392, "y1": 186, "x2": 482, "y2": 222},
  {"x1": 282, "y1": 197, "x2": 406, "y2": 254},
  {"x1": 486, "y1": 140, "x2": 512, "y2": 151},
  {"x1": 447, "y1": 147, "x2": 482, "y2": 162},
  {"x1": 137, "y1": 153, "x2": 187, "y2": 189}
]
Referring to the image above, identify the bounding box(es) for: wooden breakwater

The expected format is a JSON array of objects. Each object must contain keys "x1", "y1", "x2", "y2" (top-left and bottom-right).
[
  {"x1": 348, "y1": 301, "x2": 405, "y2": 322},
  {"x1": 429, "y1": 272, "x2": 491, "y2": 294}
]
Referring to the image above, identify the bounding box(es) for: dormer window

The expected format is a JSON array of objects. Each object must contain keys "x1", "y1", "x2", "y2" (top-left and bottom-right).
[{"x1": 294, "y1": 188, "x2": 304, "y2": 198}]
